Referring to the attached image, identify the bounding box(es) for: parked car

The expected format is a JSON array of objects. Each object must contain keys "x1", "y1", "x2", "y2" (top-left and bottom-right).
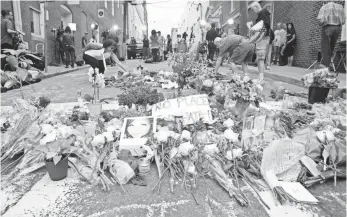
[{"x1": 127, "y1": 43, "x2": 143, "y2": 59}]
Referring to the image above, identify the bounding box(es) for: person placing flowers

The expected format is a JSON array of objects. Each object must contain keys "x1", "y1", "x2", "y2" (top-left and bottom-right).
[
  {"x1": 83, "y1": 39, "x2": 127, "y2": 75},
  {"x1": 214, "y1": 35, "x2": 255, "y2": 75}
]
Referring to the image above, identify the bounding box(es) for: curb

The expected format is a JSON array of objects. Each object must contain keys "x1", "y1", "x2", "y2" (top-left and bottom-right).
[
  {"x1": 42, "y1": 65, "x2": 90, "y2": 80},
  {"x1": 246, "y1": 67, "x2": 346, "y2": 91},
  {"x1": 246, "y1": 68, "x2": 305, "y2": 88}
]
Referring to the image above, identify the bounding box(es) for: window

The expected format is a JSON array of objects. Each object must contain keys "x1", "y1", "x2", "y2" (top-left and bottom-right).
[
  {"x1": 231, "y1": 0, "x2": 235, "y2": 12},
  {"x1": 105, "y1": 0, "x2": 108, "y2": 9},
  {"x1": 122, "y1": 5, "x2": 124, "y2": 14},
  {"x1": 30, "y1": 5, "x2": 44, "y2": 38},
  {"x1": 112, "y1": 0, "x2": 115, "y2": 16}
]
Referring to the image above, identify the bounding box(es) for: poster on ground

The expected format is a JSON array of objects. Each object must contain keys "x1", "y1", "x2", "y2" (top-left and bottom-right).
[
  {"x1": 119, "y1": 116, "x2": 156, "y2": 156},
  {"x1": 241, "y1": 113, "x2": 282, "y2": 150},
  {"x1": 151, "y1": 94, "x2": 213, "y2": 125}
]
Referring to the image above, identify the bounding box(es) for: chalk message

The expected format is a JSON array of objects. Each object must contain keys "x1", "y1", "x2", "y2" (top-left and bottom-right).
[{"x1": 152, "y1": 94, "x2": 213, "y2": 125}]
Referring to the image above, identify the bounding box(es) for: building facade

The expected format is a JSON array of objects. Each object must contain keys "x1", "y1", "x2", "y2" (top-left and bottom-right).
[
  {"x1": 128, "y1": 2, "x2": 145, "y2": 42},
  {"x1": 1, "y1": 1, "x2": 46, "y2": 54},
  {"x1": 177, "y1": 0, "x2": 209, "y2": 42},
  {"x1": 45, "y1": 0, "x2": 124, "y2": 65},
  {"x1": 273, "y1": 1, "x2": 346, "y2": 70}
]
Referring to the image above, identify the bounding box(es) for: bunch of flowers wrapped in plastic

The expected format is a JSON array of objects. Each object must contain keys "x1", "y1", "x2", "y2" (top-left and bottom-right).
[
  {"x1": 302, "y1": 67, "x2": 339, "y2": 89},
  {"x1": 88, "y1": 67, "x2": 105, "y2": 88},
  {"x1": 226, "y1": 74, "x2": 263, "y2": 107}
]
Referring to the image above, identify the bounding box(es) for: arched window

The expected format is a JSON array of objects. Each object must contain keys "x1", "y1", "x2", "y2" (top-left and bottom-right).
[{"x1": 59, "y1": 5, "x2": 72, "y2": 29}]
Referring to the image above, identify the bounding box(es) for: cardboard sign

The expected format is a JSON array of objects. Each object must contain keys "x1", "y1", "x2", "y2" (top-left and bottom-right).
[
  {"x1": 151, "y1": 94, "x2": 213, "y2": 125},
  {"x1": 241, "y1": 113, "x2": 281, "y2": 150},
  {"x1": 119, "y1": 116, "x2": 156, "y2": 156}
]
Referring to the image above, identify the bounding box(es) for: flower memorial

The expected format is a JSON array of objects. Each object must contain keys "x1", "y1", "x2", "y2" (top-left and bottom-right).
[
  {"x1": 302, "y1": 67, "x2": 339, "y2": 89},
  {"x1": 1, "y1": 53, "x2": 346, "y2": 215}
]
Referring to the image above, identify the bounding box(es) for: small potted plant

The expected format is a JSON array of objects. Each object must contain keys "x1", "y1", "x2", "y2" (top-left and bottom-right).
[
  {"x1": 227, "y1": 74, "x2": 263, "y2": 116},
  {"x1": 302, "y1": 67, "x2": 339, "y2": 104},
  {"x1": 35, "y1": 136, "x2": 77, "y2": 181}
]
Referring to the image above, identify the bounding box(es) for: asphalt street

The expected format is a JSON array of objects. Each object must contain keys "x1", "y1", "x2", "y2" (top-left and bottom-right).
[
  {"x1": 1, "y1": 60, "x2": 346, "y2": 217},
  {"x1": 1, "y1": 59, "x2": 306, "y2": 106}
]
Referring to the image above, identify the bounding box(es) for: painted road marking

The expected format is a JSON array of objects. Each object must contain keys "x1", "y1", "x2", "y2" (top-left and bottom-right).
[{"x1": 88, "y1": 200, "x2": 190, "y2": 217}]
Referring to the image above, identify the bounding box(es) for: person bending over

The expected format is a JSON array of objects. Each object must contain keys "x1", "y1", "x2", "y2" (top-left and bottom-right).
[
  {"x1": 214, "y1": 35, "x2": 255, "y2": 75},
  {"x1": 83, "y1": 39, "x2": 126, "y2": 74}
]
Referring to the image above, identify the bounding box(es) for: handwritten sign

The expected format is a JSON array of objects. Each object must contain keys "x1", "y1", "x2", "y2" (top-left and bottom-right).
[
  {"x1": 151, "y1": 94, "x2": 213, "y2": 125},
  {"x1": 241, "y1": 113, "x2": 281, "y2": 150}
]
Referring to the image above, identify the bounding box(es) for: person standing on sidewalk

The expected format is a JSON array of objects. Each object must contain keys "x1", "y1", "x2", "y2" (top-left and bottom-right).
[
  {"x1": 157, "y1": 31, "x2": 165, "y2": 61},
  {"x1": 281, "y1": 23, "x2": 296, "y2": 66},
  {"x1": 250, "y1": 2, "x2": 271, "y2": 81},
  {"x1": 62, "y1": 26, "x2": 75, "y2": 68},
  {"x1": 143, "y1": 35, "x2": 150, "y2": 60},
  {"x1": 206, "y1": 23, "x2": 219, "y2": 65},
  {"x1": 150, "y1": 30, "x2": 160, "y2": 63},
  {"x1": 272, "y1": 23, "x2": 282, "y2": 65},
  {"x1": 167, "y1": 34, "x2": 172, "y2": 53},
  {"x1": 1, "y1": 10, "x2": 17, "y2": 49},
  {"x1": 265, "y1": 28, "x2": 275, "y2": 70},
  {"x1": 317, "y1": 1, "x2": 345, "y2": 68},
  {"x1": 82, "y1": 32, "x2": 88, "y2": 49}
]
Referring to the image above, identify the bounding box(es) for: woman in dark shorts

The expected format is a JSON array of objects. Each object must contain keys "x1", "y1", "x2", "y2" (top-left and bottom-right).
[
  {"x1": 281, "y1": 23, "x2": 296, "y2": 66},
  {"x1": 83, "y1": 39, "x2": 126, "y2": 74}
]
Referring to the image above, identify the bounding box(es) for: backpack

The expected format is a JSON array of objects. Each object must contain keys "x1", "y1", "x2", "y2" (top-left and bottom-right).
[{"x1": 269, "y1": 28, "x2": 275, "y2": 44}]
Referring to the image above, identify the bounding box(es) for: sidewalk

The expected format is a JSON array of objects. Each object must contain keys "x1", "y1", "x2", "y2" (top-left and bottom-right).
[
  {"x1": 247, "y1": 65, "x2": 346, "y2": 89},
  {"x1": 42, "y1": 65, "x2": 90, "y2": 79}
]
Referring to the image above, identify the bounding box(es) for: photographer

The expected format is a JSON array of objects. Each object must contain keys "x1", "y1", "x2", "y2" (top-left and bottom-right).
[{"x1": 1, "y1": 10, "x2": 17, "y2": 49}]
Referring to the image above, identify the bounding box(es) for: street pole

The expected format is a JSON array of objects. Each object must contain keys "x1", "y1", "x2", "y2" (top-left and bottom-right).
[
  {"x1": 123, "y1": 1, "x2": 128, "y2": 42},
  {"x1": 44, "y1": 0, "x2": 48, "y2": 73},
  {"x1": 239, "y1": 0, "x2": 248, "y2": 37},
  {"x1": 143, "y1": 0, "x2": 148, "y2": 37}
]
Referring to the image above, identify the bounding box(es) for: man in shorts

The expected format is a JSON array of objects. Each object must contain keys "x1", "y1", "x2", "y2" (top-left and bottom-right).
[
  {"x1": 250, "y1": 2, "x2": 271, "y2": 81},
  {"x1": 214, "y1": 35, "x2": 255, "y2": 75}
]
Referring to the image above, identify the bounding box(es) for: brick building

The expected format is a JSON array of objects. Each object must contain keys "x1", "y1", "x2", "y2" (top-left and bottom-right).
[
  {"x1": 45, "y1": 0, "x2": 124, "y2": 65},
  {"x1": 202, "y1": 1, "x2": 346, "y2": 71},
  {"x1": 273, "y1": 1, "x2": 346, "y2": 71},
  {"x1": 1, "y1": 1, "x2": 46, "y2": 54}
]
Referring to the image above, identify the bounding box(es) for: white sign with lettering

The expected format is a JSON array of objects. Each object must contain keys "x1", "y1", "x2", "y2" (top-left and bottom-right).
[{"x1": 151, "y1": 94, "x2": 213, "y2": 125}]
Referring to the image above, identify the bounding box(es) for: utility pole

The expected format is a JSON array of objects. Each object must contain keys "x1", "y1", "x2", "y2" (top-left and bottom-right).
[
  {"x1": 143, "y1": 0, "x2": 148, "y2": 36},
  {"x1": 239, "y1": 1, "x2": 248, "y2": 37},
  {"x1": 123, "y1": 1, "x2": 128, "y2": 42}
]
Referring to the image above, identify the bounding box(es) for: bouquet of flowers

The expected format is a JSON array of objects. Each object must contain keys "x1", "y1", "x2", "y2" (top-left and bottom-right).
[
  {"x1": 227, "y1": 75, "x2": 263, "y2": 107},
  {"x1": 302, "y1": 67, "x2": 339, "y2": 89},
  {"x1": 88, "y1": 68, "x2": 105, "y2": 88}
]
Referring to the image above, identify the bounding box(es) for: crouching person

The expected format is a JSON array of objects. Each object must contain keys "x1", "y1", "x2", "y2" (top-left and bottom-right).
[
  {"x1": 83, "y1": 39, "x2": 127, "y2": 75},
  {"x1": 214, "y1": 35, "x2": 255, "y2": 75}
]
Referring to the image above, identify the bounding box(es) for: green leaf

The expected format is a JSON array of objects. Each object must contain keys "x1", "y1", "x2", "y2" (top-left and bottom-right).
[
  {"x1": 53, "y1": 155, "x2": 62, "y2": 165},
  {"x1": 46, "y1": 152, "x2": 57, "y2": 159}
]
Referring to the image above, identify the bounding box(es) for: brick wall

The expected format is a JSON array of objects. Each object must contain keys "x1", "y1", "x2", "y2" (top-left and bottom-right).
[
  {"x1": 45, "y1": 0, "x2": 124, "y2": 65},
  {"x1": 273, "y1": 1, "x2": 345, "y2": 72}
]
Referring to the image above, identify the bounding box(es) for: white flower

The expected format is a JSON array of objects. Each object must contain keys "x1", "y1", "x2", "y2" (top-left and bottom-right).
[
  {"x1": 91, "y1": 134, "x2": 105, "y2": 147},
  {"x1": 223, "y1": 119, "x2": 234, "y2": 129},
  {"x1": 180, "y1": 130, "x2": 191, "y2": 141},
  {"x1": 102, "y1": 131, "x2": 114, "y2": 142},
  {"x1": 224, "y1": 129, "x2": 239, "y2": 143}
]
